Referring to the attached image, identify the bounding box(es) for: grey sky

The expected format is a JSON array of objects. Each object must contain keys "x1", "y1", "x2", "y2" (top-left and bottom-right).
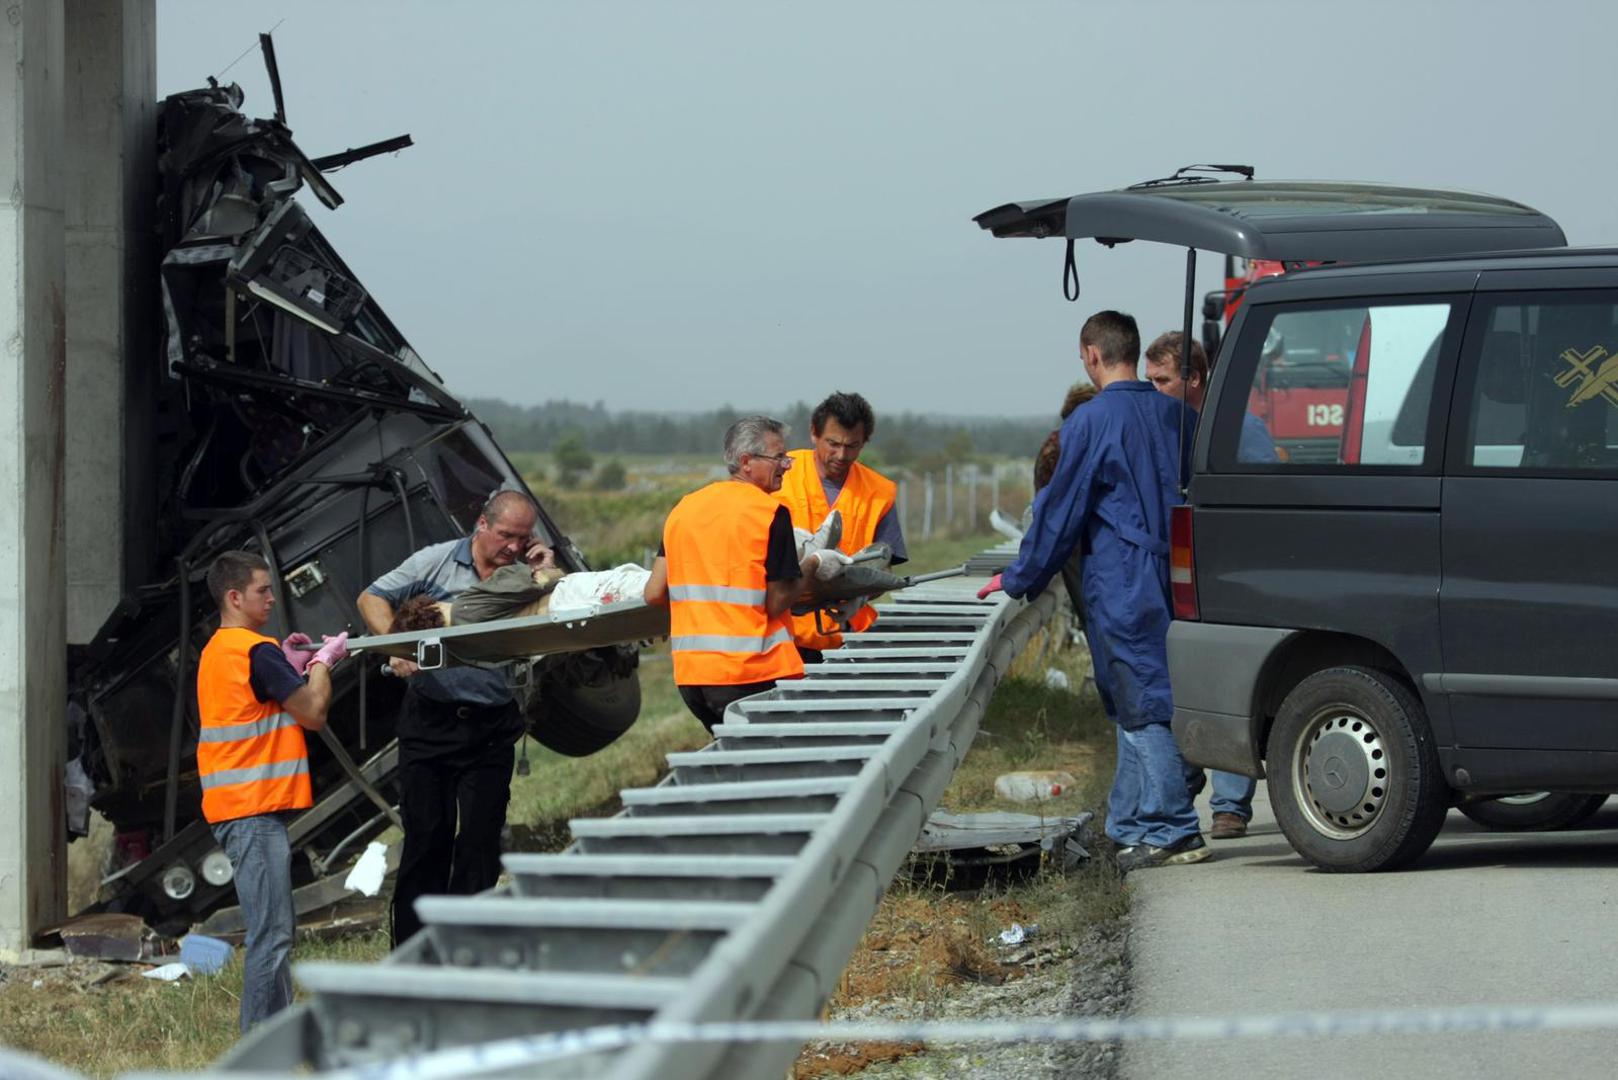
[{"x1": 159, "y1": 0, "x2": 1618, "y2": 417}]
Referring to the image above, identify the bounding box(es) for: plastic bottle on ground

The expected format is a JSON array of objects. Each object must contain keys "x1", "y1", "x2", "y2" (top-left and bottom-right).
[{"x1": 994, "y1": 770, "x2": 1077, "y2": 802}]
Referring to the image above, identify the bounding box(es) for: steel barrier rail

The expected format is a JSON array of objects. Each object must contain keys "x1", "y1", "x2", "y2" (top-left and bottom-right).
[{"x1": 100, "y1": 570, "x2": 1051, "y2": 1080}]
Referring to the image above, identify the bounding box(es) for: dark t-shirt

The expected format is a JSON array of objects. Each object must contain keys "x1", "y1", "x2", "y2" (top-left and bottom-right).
[
  {"x1": 248, "y1": 643, "x2": 305, "y2": 705},
  {"x1": 660, "y1": 505, "x2": 802, "y2": 582}
]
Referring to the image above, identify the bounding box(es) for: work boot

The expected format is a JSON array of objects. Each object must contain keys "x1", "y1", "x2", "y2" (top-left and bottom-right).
[
  {"x1": 1114, "y1": 833, "x2": 1211, "y2": 873},
  {"x1": 1209, "y1": 812, "x2": 1248, "y2": 840}
]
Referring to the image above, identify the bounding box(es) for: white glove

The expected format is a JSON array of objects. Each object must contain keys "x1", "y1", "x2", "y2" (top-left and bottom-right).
[{"x1": 812, "y1": 549, "x2": 854, "y2": 581}]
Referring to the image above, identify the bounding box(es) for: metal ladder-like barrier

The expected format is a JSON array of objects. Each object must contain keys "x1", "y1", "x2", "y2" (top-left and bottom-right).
[{"x1": 94, "y1": 568, "x2": 1054, "y2": 1080}]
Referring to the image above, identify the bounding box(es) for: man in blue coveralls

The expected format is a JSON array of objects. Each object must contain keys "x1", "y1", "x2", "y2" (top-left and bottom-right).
[{"x1": 980, "y1": 310, "x2": 1208, "y2": 872}]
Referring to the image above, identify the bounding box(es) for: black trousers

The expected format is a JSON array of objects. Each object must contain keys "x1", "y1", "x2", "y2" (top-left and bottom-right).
[
  {"x1": 390, "y1": 697, "x2": 518, "y2": 946},
  {"x1": 678, "y1": 680, "x2": 778, "y2": 732}
]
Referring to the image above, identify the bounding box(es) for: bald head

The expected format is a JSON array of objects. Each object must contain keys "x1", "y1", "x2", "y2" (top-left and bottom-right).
[{"x1": 481, "y1": 490, "x2": 537, "y2": 527}]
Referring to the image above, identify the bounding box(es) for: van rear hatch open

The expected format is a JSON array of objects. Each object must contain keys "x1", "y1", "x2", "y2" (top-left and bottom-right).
[{"x1": 974, "y1": 177, "x2": 1566, "y2": 264}]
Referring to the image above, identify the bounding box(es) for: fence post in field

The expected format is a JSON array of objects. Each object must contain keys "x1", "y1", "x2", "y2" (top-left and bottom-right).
[
  {"x1": 922, "y1": 474, "x2": 934, "y2": 539},
  {"x1": 944, "y1": 464, "x2": 954, "y2": 529},
  {"x1": 967, "y1": 464, "x2": 978, "y2": 530},
  {"x1": 898, "y1": 478, "x2": 910, "y2": 539},
  {"x1": 991, "y1": 465, "x2": 1001, "y2": 518}
]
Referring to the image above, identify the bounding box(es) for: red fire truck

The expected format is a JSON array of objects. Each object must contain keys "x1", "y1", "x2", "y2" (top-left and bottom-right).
[{"x1": 1203, "y1": 258, "x2": 1362, "y2": 463}]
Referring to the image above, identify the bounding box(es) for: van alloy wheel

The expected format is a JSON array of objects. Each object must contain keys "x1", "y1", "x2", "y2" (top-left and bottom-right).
[{"x1": 1292, "y1": 708, "x2": 1390, "y2": 840}]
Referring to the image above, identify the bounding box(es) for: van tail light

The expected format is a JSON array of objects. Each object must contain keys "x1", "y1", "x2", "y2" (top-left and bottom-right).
[
  {"x1": 1170, "y1": 505, "x2": 1199, "y2": 621},
  {"x1": 1340, "y1": 313, "x2": 1372, "y2": 465}
]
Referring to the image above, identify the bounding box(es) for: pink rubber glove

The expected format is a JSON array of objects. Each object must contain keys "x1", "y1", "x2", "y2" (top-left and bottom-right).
[
  {"x1": 310, "y1": 631, "x2": 349, "y2": 670},
  {"x1": 976, "y1": 573, "x2": 1004, "y2": 600},
  {"x1": 280, "y1": 632, "x2": 313, "y2": 676}
]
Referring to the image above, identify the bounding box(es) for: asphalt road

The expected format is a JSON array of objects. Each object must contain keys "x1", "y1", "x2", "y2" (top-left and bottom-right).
[{"x1": 1124, "y1": 785, "x2": 1618, "y2": 1079}]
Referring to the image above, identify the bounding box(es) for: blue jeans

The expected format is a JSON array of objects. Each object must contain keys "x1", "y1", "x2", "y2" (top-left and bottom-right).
[
  {"x1": 1185, "y1": 766, "x2": 1258, "y2": 819},
  {"x1": 1106, "y1": 723, "x2": 1201, "y2": 848},
  {"x1": 1210, "y1": 770, "x2": 1257, "y2": 819},
  {"x1": 212, "y1": 813, "x2": 295, "y2": 1033}
]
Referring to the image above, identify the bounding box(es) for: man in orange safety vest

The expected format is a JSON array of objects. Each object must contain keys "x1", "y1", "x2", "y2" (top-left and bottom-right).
[
  {"x1": 196, "y1": 550, "x2": 348, "y2": 1033},
  {"x1": 773, "y1": 392, "x2": 906, "y2": 664},
  {"x1": 645, "y1": 416, "x2": 845, "y2": 730}
]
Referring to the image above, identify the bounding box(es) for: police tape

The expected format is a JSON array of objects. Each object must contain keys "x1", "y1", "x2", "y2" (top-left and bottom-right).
[{"x1": 332, "y1": 1002, "x2": 1618, "y2": 1079}]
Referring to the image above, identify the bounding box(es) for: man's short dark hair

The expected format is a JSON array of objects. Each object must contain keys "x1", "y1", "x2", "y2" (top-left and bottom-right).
[
  {"x1": 207, "y1": 550, "x2": 269, "y2": 608},
  {"x1": 1079, "y1": 310, "x2": 1140, "y2": 369},
  {"x1": 810, "y1": 391, "x2": 876, "y2": 440},
  {"x1": 1145, "y1": 330, "x2": 1209, "y2": 385}
]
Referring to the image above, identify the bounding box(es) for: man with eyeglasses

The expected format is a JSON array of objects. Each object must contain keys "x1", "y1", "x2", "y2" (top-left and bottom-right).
[
  {"x1": 356, "y1": 489, "x2": 554, "y2": 944},
  {"x1": 645, "y1": 416, "x2": 839, "y2": 731},
  {"x1": 773, "y1": 392, "x2": 907, "y2": 664}
]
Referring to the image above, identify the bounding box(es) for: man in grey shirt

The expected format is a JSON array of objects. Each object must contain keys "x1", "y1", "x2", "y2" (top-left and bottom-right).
[{"x1": 357, "y1": 490, "x2": 554, "y2": 945}]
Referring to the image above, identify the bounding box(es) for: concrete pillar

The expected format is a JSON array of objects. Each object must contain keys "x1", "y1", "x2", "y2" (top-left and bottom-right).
[
  {"x1": 0, "y1": 0, "x2": 69, "y2": 955},
  {"x1": 64, "y1": 0, "x2": 156, "y2": 643}
]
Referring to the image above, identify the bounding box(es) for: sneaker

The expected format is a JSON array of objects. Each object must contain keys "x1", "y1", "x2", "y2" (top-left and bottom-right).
[
  {"x1": 1115, "y1": 833, "x2": 1211, "y2": 873},
  {"x1": 1209, "y1": 812, "x2": 1248, "y2": 840}
]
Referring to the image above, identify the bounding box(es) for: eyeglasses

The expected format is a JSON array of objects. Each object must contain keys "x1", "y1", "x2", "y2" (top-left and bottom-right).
[{"x1": 750, "y1": 453, "x2": 793, "y2": 468}]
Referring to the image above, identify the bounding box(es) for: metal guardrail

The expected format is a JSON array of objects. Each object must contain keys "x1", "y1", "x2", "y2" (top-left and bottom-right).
[{"x1": 28, "y1": 563, "x2": 1051, "y2": 1080}]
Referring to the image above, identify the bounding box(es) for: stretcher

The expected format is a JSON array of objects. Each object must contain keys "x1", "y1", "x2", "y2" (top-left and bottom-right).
[
  {"x1": 314, "y1": 565, "x2": 970, "y2": 670},
  {"x1": 342, "y1": 598, "x2": 671, "y2": 669}
]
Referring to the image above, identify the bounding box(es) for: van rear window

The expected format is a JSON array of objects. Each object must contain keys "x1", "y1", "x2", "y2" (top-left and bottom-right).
[{"x1": 1213, "y1": 299, "x2": 1457, "y2": 471}]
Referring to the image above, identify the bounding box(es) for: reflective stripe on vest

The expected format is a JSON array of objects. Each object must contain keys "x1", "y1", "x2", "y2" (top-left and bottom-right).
[
  {"x1": 668, "y1": 584, "x2": 768, "y2": 605},
  {"x1": 670, "y1": 626, "x2": 796, "y2": 654},
  {"x1": 774, "y1": 452, "x2": 898, "y2": 652},
  {"x1": 664, "y1": 480, "x2": 804, "y2": 687},
  {"x1": 195, "y1": 627, "x2": 314, "y2": 823},
  {"x1": 199, "y1": 756, "x2": 310, "y2": 790},
  {"x1": 195, "y1": 711, "x2": 298, "y2": 743}
]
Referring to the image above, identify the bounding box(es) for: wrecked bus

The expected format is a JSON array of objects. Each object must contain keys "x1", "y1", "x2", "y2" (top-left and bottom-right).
[{"x1": 67, "y1": 70, "x2": 641, "y2": 932}]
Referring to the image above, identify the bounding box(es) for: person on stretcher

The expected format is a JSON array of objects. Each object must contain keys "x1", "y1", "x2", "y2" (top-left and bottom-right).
[{"x1": 388, "y1": 558, "x2": 652, "y2": 634}]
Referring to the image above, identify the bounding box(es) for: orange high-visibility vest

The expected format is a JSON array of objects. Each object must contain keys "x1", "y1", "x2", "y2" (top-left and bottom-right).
[
  {"x1": 774, "y1": 450, "x2": 898, "y2": 652},
  {"x1": 195, "y1": 627, "x2": 313, "y2": 824},
  {"x1": 664, "y1": 480, "x2": 804, "y2": 686}
]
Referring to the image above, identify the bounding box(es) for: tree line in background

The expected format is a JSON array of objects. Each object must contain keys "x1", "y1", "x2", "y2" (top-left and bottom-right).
[{"x1": 468, "y1": 397, "x2": 1056, "y2": 484}]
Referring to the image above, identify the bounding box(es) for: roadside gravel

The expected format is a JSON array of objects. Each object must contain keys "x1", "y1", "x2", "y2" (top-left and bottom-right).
[{"x1": 822, "y1": 920, "x2": 1129, "y2": 1080}]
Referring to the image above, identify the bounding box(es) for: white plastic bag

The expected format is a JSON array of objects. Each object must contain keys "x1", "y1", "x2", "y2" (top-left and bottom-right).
[{"x1": 343, "y1": 841, "x2": 389, "y2": 897}]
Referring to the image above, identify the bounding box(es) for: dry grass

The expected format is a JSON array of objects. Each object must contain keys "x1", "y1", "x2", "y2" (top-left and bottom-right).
[{"x1": 0, "y1": 931, "x2": 390, "y2": 1078}]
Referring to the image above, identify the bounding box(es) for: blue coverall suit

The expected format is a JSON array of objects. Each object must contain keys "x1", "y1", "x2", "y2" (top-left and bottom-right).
[{"x1": 1000, "y1": 380, "x2": 1200, "y2": 848}]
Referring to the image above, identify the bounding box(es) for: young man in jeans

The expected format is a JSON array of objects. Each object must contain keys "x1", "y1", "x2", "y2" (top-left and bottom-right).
[
  {"x1": 197, "y1": 551, "x2": 348, "y2": 1031},
  {"x1": 980, "y1": 311, "x2": 1207, "y2": 872}
]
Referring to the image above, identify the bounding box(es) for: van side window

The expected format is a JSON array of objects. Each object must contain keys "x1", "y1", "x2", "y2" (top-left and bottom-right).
[
  {"x1": 1462, "y1": 296, "x2": 1618, "y2": 473},
  {"x1": 1218, "y1": 301, "x2": 1454, "y2": 469}
]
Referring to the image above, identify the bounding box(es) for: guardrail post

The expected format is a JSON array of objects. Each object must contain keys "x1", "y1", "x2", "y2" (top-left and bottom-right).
[{"x1": 922, "y1": 474, "x2": 934, "y2": 539}]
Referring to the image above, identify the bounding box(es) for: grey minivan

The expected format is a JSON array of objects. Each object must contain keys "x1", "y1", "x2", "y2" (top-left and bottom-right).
[{"x1": 978, "y1": 172, "x2": 1617, "y2": 870}]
